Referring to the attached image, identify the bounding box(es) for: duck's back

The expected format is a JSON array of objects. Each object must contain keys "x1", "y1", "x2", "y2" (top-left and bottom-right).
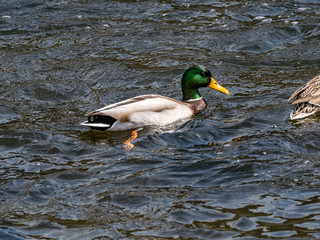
[{"x1": 82, "y1": 94, "x2": 194, "y2": 131}]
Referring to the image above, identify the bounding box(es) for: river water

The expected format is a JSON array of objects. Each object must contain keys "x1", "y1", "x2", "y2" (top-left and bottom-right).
[{"x1": 1, "y1": 0, "x2": 320, "y2": 239}]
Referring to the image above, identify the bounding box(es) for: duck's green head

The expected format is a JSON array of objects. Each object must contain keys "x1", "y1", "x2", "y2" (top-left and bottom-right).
[{"x1": 181, "y1": 65, "x2": 230, "y2": 101}]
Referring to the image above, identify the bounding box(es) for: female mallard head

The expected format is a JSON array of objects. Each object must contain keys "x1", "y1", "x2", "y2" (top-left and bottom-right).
[{"x1": 181, "y1": 65, "x2": 229, "y2": 101}]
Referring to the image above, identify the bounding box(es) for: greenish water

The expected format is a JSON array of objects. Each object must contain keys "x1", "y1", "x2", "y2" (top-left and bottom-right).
[{"x1": 1, "y1": 0, "x2": 320, "y2": 239}]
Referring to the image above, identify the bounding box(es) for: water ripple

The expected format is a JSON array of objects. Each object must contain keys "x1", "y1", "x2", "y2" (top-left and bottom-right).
[{"x1": 1, "y1": 0, "x2": 320, "y2": 239}]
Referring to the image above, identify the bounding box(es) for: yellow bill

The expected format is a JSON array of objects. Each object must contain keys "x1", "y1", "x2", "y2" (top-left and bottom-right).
[{"x1": 208, "y1": 77, "x2": 230, "y2": 95}]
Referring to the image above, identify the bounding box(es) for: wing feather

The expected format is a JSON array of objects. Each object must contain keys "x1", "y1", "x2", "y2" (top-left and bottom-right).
[
  {"x1": 288, "y1": 75, "x2": 320, "y2": 103},
  {"x1": 288, "y1": 82, "x2": 308, "y2": 102},
  {"x1": 85, "y1": 94, "x2": 189, "y2": 123},
  {"x1": 289, "y1": 75, "x2": 320, "y2": 119},
  {"x1": 309, "y1": 94, "x2": 320, "y2": 106}
]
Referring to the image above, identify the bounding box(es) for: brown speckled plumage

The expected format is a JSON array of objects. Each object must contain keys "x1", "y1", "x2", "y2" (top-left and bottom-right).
[{"x1": 288, "y1": 75, "x2": 320, "y2": 120}]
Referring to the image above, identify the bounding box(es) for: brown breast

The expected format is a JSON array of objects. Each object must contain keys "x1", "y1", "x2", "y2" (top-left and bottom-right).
[{"x1": 186, "y1": 98, "x2": 207, "y2": 114}]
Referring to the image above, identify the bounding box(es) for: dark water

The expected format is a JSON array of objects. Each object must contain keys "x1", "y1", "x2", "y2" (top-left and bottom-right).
[{"x1": 1, "y1": 0, "x2": 320, "y2": 239}]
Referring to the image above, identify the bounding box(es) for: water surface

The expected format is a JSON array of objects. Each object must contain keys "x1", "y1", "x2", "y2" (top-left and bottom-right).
[{"x1": 1, "y1": 0, "x2": 320, "y2": 239}]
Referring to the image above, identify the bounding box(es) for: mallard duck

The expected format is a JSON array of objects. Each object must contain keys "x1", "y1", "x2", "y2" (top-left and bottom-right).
[
  {"x1": 81, "y1": 65, "x2": 230, "y2": 131},
  {"x1": 288, "y1": 74, "x2": 320, "y2": 120}
]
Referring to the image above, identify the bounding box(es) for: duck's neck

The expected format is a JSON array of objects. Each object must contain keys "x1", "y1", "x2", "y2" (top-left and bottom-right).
[{"x1": 182, "y1": 88, "x2": 202, "y2": 101}]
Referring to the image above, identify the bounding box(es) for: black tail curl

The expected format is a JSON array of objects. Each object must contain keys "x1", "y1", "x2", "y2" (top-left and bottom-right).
[{"x1": 88, "y1": 115, "x2": 117, "y2": 131}]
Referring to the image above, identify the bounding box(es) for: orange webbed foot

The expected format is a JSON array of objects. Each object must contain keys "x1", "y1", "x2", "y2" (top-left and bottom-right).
[{"x1": 123, "y1": 130, "x2": 138, "y2": 150}]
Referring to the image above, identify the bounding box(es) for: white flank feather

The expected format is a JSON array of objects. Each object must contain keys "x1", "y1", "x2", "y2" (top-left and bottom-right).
[{"x1": 80, "y1": 121, "x2": 111, "y2": 128}]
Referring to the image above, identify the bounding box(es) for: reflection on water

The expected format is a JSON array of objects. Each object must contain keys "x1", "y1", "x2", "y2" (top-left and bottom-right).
[{"x1": 1, "y1": 0, "x2": 320, "y2": 239}]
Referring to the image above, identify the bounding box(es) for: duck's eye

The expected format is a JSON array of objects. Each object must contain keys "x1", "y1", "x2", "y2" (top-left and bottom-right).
[{"x1": 200, "y1": 72, "x2": 206, "y2": 77}]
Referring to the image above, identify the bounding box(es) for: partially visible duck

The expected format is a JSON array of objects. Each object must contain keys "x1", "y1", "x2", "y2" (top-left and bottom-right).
[
  {"x1": 81, "y1": 65, "x2": 230, "y2": 131},
  {"x1": 288, "y1": 75, "x2": 320, "y2": 120}
]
